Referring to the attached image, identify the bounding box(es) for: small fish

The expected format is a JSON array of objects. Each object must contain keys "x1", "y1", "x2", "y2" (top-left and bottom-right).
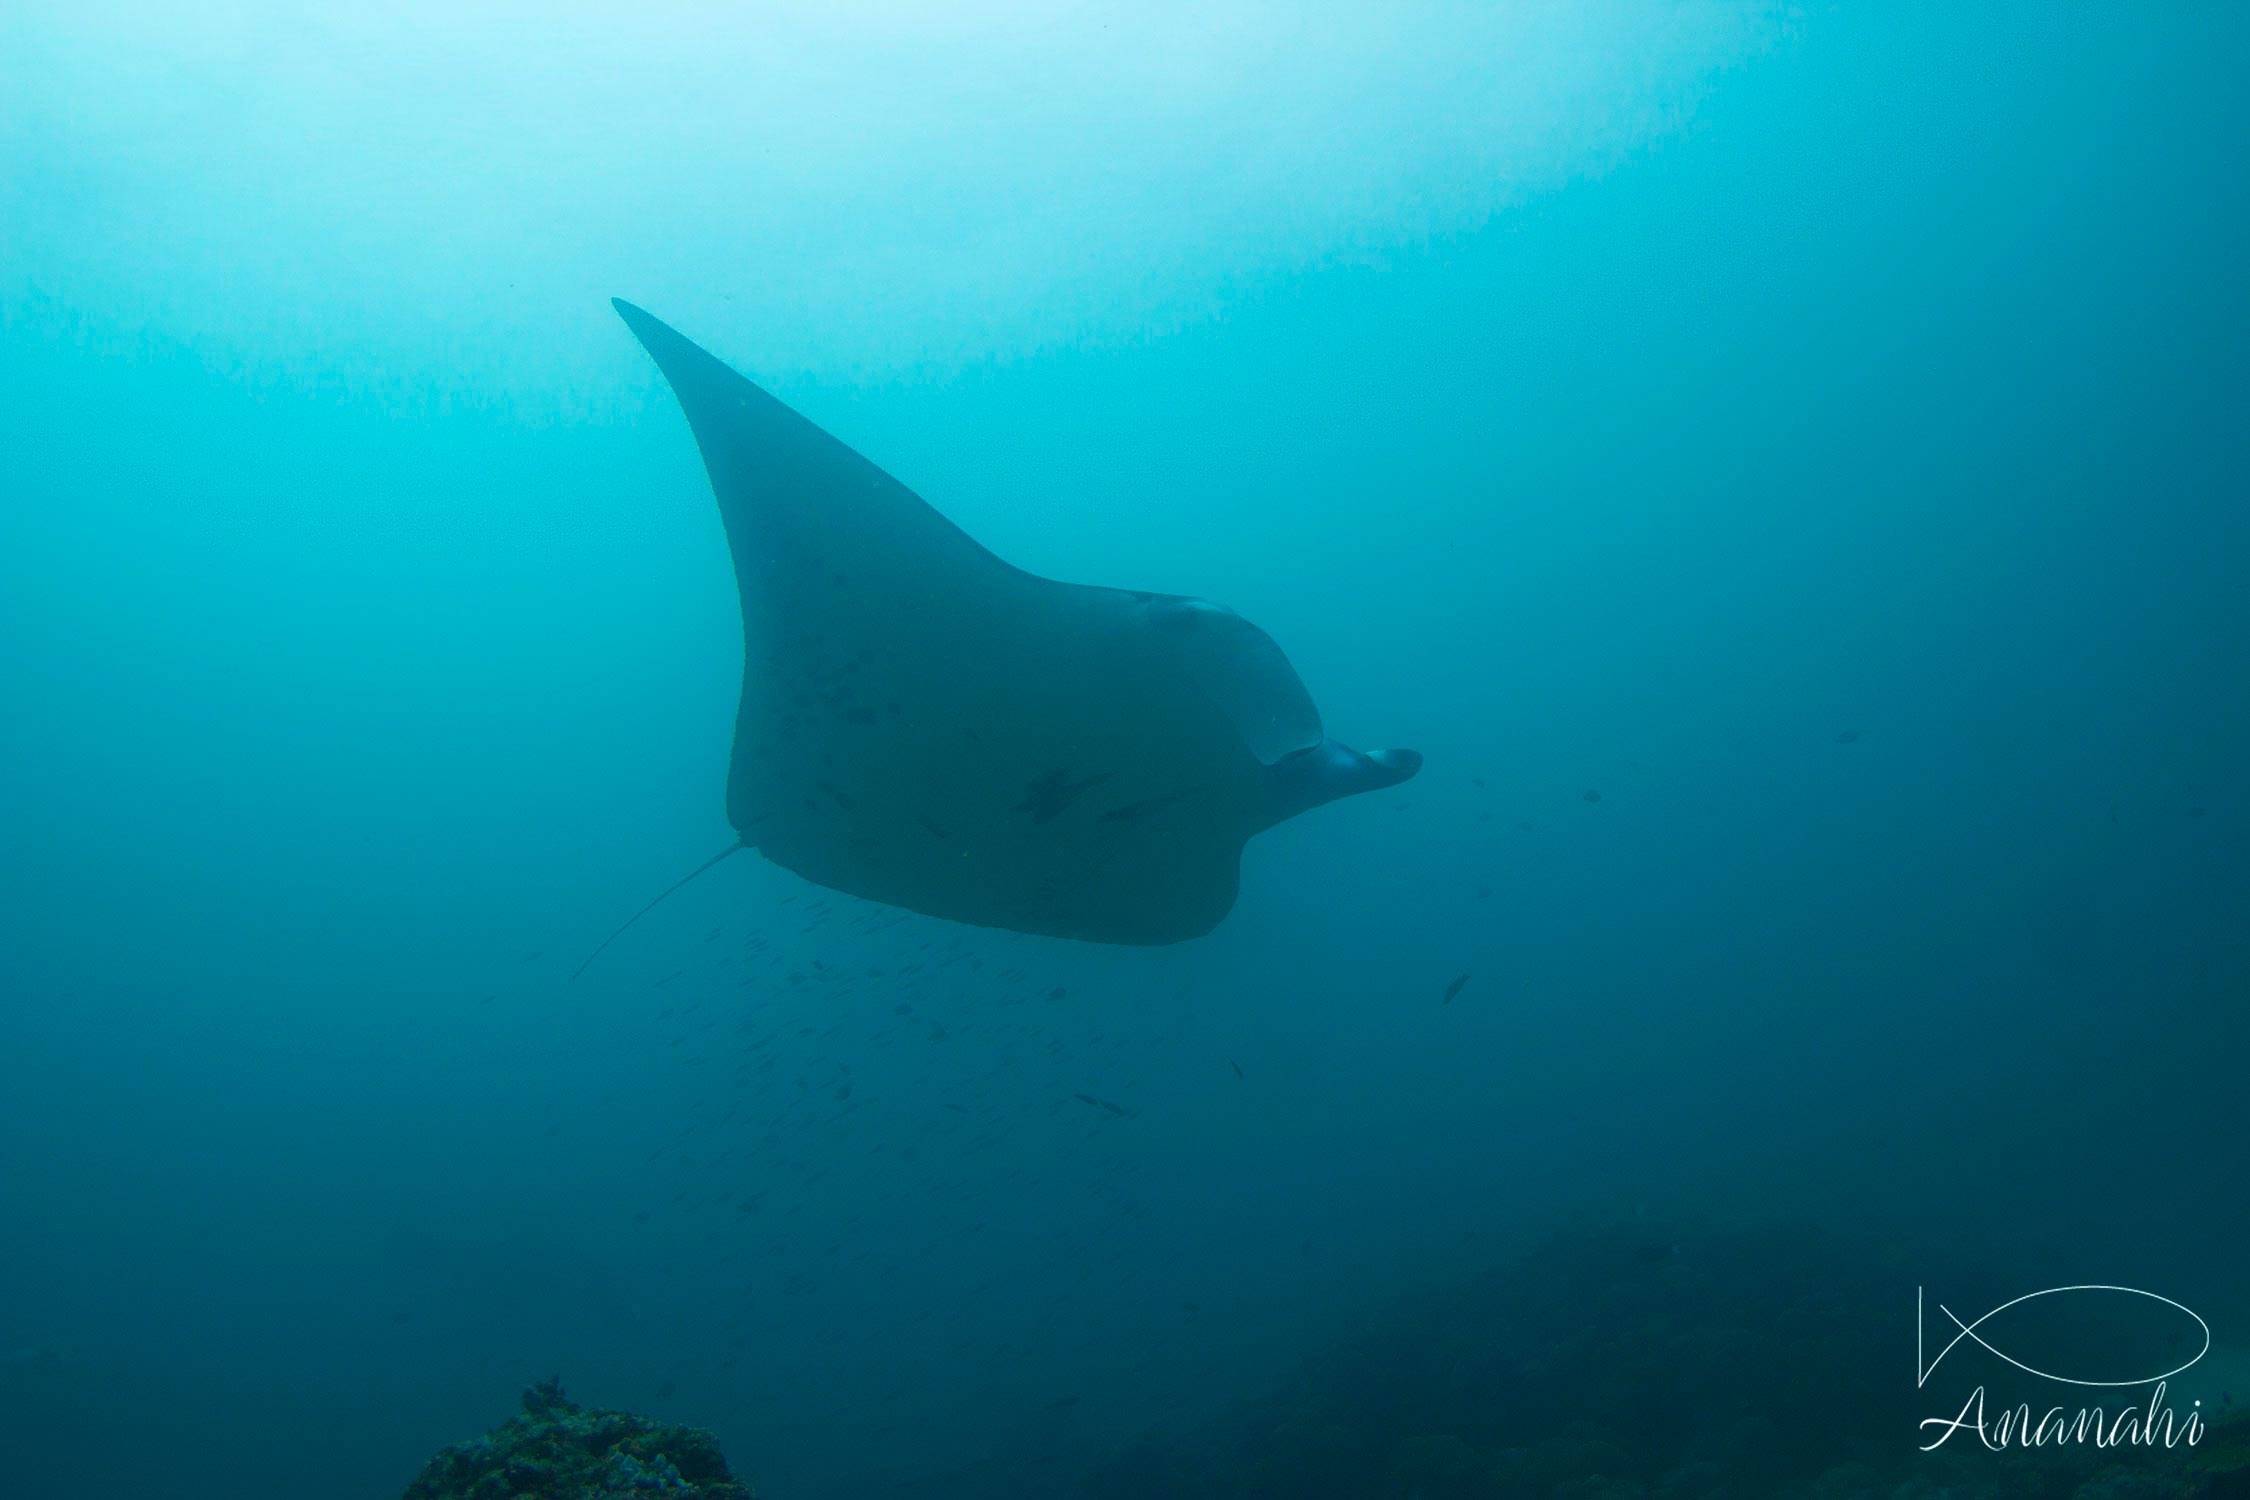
[
  {"x1": 1228, "y1": 1057, "x2": 1244, "y2": 1080},
  {"x1": 1442, "y1": 973, "x2": 1470, "y2": 1005},
  {"x1": 1581, "y1": 789, "x2": 1602, "y2": 803},
  {"x1": 1072, "y1": 1092, "x2": 1128, "y2": 1117},
  {"x1": 1834, "y1": 729, "x2": 1860, "y2": 744}
]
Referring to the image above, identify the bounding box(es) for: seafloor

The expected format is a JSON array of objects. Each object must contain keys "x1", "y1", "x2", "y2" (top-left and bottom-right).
[{"x1": 394, "y1": 1224, "x2": 2248, "y2": 1500}]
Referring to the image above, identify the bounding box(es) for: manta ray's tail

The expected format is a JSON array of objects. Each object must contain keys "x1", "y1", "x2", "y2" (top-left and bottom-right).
[{"x1": 571, "y1": 841, "x2": 746, "y2": 980}]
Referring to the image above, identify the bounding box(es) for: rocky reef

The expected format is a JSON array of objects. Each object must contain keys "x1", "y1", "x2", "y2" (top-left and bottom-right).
[{"x1": 401, "y1": 1378, "x2": 755, "y2": 1500}]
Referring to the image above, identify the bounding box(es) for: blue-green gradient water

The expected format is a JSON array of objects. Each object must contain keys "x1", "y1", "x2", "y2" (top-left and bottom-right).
[{"x1": 4, "y1": 6, "x2": 2246, "y2": 1498}]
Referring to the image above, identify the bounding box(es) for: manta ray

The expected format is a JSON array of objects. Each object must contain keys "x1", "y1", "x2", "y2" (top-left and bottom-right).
[{"x1": 585, "y1": 300, "x2": 1420, "y2": 963}]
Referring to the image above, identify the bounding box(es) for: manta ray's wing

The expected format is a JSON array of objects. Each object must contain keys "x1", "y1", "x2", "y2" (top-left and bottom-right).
[{"x1": 612, "y1": 299, "x2": 1322, "y2": 943}]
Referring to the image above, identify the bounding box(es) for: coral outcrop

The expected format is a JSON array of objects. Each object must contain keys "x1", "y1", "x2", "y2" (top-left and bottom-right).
[{"x1": 401, "y1": 1378, "x2": 754, "y2": 1500}]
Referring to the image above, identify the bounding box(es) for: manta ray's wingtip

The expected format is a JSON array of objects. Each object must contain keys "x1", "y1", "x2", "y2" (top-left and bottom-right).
[
  {"x1": 610, "y1": 296, "x2": 660, "y2": 335},
  {"x1": 608, "y1": 298, "x2": 727, "y2": 384}
]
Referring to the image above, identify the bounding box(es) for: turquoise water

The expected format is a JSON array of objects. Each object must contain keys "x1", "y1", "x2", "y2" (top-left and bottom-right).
[{"x1": 3, "y1": 6, "x2": 2245, "y2": 1497}]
